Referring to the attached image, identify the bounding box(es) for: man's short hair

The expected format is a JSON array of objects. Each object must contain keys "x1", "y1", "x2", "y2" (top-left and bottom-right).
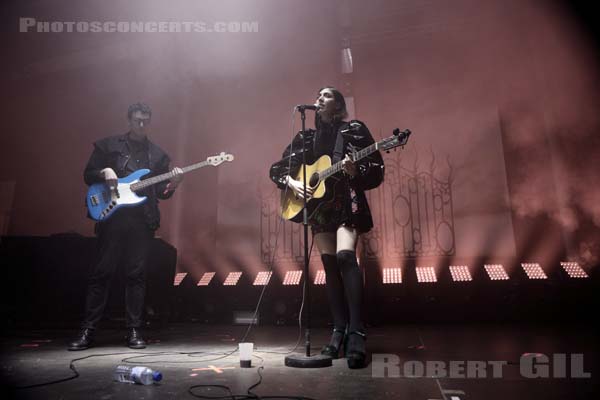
[{"x1": 127, "y1": 102, "x2": 152, "y2": 120}]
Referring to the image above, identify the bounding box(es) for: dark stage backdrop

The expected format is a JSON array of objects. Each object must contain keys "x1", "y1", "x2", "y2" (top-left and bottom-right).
[{"x1": 1, "y1": 0, "x2": 599, "y2": 284}]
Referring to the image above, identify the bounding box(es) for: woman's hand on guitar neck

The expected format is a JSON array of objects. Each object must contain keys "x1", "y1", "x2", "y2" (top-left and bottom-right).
[
  {"x1": 286, "y1": 175, "x2": 314, "y2": 200},
  {"x1": 342, "y1": 155, "x2": 358, "y2": 178}
]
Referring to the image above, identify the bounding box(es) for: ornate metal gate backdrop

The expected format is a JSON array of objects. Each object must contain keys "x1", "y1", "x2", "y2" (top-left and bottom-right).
[{"x1": 260, "y1": 151, "x2": 455, "y2": 265}]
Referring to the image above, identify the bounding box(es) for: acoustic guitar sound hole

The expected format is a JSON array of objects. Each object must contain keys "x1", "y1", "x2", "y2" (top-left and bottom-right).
[{"x1": 309, "y1": 173, "x2": 320, "y2": 188}]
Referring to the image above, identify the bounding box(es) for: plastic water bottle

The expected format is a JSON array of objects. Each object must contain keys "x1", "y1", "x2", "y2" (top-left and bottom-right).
[{"x1": 114, "y1": 365, "x2": 162, "y2": 385}]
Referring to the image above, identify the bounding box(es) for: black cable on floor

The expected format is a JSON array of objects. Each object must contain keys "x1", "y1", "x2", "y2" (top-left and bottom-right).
[
  {"x1": 15, "y1": 108, "x2": 317, "y2": 392},
  {"x1": 11, "y1": 349, "x2": 223, "y2": 389},
  {"x1": 12, "y1": 350, "x2": 156, "y2": 389},
  {"x1": 188, "y1": 366, "x2": 318, "y2": 400}
]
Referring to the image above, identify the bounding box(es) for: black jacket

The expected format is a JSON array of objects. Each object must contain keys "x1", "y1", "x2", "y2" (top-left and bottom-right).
[
  {"x1": 84, "y1": 132, "x2": 174, "y2": 230},
  {"x1": 270, "y1": 120, "x2": 384, "y2": 232}
]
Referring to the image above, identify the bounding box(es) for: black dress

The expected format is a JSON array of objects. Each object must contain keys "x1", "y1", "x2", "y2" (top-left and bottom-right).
[{"x1": 270, "y1": 120, "x2": 384, "y2": 234}]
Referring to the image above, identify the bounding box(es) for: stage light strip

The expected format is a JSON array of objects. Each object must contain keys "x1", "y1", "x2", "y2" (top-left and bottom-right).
[
  {"x1": 253, "y1": 271, "x2": 273, "y2": 286},
  {"x1": 283, "y1": 270, "x2": 302, "y2": 285},
  {"x1": 520, "y1": 263, "x2": 548, "y2": 280},
  {"x1": 484, "y1": 264, "x2": 509, "y2": 280},
  {"x1": 223, "y1": 271, "x2": 242, "y2": 286},
  {"x1": 314, "y1": 270, "x2": 326, "y2": 285},
  {"x1": 382, "y1": 268, "x2": 402, "y2": 284},
  {"x1": 416, "y1": 266, "x2": 437, "y2": 283},
  {"x1": 173, "y1": 272, "x2": 187, "y2": 286},
  {"x1": 449, "y1": 265, "x2": 472, "y2": 282},
  {"x1": 560, "y1": 262, "x2": 589, "y2": 278},
  {"x1": 197, "y1": 272, "x2": 216, "y2": 286}
]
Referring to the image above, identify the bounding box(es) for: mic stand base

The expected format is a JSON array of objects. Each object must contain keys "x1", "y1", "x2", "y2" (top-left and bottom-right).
[{"x1": 284, "y1": 353, "x2": 332, "y2": 368}]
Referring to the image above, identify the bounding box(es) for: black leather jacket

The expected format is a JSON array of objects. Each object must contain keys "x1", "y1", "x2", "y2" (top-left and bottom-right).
[
  {"x1": 270, "y1": 120, "x2": 384, "y2": 233},
  {"x1": 83, "y1": 132, "x2": 174, "y2": 230}
]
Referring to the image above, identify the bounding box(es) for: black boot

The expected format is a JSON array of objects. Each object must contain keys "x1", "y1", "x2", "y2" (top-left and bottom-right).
[
  {"x1": 126, "y1": 328, "x2": 147, "y2": 349},
  {"x1": 67, "y1": 328, "x2": 94, "y2": 351},
  {"x1": 321, "y1": 328, "x2": 346, "y2": 359},
  {"x1": 346, "y1": 331, "x2": 367, "y2": 369}
]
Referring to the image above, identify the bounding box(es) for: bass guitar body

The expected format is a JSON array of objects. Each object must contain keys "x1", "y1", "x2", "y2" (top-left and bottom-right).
[
  {"x1": 85, "y1": 151, "x2": 235, "y2": 222},
  {"x1": 86, "y1": 169, "x2": 150, "y2": 221}
]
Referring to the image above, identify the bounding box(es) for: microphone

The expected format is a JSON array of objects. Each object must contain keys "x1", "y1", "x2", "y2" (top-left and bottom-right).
[{"x1": 295, "y1": 104, "x2": 320, "y2": 111}]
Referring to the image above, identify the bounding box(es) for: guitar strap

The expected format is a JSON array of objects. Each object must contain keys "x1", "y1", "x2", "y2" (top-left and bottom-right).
[
  {"x1": 332, "y1": 123, "x2": 346, "y2": 164},
  {"x1": 124, "y1": 134, "x2": 154, "y2": 199}
]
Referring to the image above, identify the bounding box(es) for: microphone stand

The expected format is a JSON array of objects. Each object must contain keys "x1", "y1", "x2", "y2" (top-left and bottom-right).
[{"x1": 285, "y1": 106, "x2": 332, "y2": 368}]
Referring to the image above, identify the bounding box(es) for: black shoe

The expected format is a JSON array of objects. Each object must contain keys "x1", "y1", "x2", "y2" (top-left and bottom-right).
[
  {"x1": 126, "y1": 328, "x2": 147, "y2": 349},
  {"x1": 68, "y1": 328, "x2": 94, "y2": 351},
  {"x1": 321, "y1": 328, "x2": 346, "y2": 359},
  {"x1": 346, "y1": 331, "x2": 366, "y2": 369}
]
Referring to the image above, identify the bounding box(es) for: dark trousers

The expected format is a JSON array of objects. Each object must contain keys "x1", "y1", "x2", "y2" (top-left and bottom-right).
[{"x1": 82, "y1": 212, "x2": 154, "y2": 329}]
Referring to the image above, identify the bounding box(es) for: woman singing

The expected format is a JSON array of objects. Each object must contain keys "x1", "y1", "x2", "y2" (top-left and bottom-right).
[{"x1": 269, "y1": 87, "x2": 384, "y2": 368}]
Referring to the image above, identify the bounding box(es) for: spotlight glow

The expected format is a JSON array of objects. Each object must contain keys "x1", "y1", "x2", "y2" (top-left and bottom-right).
[
  {"x1": 521, "y1": 263, "x2": 548, "y2": 280},
  {"x1": 382, "y1": 268, "x2": 402, "y2": 284},
  {"x1": 560, "y1": 262, "x2": 589, "y2": 278},
  {"x1": 223, "y1": 271, "x2": 242, "y2": 286},
  {"x1": 484, "y1": 264, "x2": 509, "y2": 280},
  {"x1": 314, "y1": 270, "x2": 326, "y2": 285},
  {"x1": 283, "y1": 270, "x2": 302, "y2": 285},
  {"x1": 253, "y1": 271, "x2": 273, "y2": 286},
  {"x1": 197, "y1": 272, "x2": 216, "y2": 286},
  {"x1": 416, "y1": 266, "x2": 437, "y2": 283},
  {"x1": 173, "y1": 272, "x2": 187, "y2": 286},
  {"x1": 449, "y1": 265, "x2": 472, "y2": 282}
]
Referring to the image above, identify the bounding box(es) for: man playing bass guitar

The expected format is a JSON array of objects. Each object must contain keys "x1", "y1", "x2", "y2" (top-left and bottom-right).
[{"x1": 68, "y1": 102, "x2": 183, "y2": 350}]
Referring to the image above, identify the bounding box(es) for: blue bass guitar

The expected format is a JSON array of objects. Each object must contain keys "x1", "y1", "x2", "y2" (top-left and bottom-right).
[{"x1": 86, "y1": 152, "x2": 234, "y2": 221}]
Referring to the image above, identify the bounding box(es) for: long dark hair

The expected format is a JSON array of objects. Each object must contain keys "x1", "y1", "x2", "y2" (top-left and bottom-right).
[{"x1": 315, "y1": 86, "x2": 349, "y2": 129}]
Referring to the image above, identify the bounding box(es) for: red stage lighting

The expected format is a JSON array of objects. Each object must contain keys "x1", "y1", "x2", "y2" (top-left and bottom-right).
[
  {"x1": 314, "y1": 270, "x2": 326, "y2": 285},
  {"x1": 253, "y1": 271, "x2": 273, "y2": 286},
  {"x1": 173, "y1": 272, "x2": 187, "y2": 286},
  {"x1": 416, "y1": 266, "x2": 437, "y2": 283},
  {"x1": 449, "y1": 265, "x2": 472, "y2": 282},
  {"x1": 197, "y1": 272, "x2": 216, "y2": 286},
  {"x1": 223, "y1": 271, "x2": 242, "y2": 286},
  {"x1": 283, "y1": 270, "x2": 302, "y2": 285},
  {"x1": 382, "y1": 268, "x2": 402, "y2": 284},
  {"x1": 484, "y1": 264, "x2": 509, "y2": 280},
  {"x1": 520, "y1": 263, "x2": 548, "y2": 280},
  {"x1": 560, "y1": 262, "x2": 589, "y2": 278}
]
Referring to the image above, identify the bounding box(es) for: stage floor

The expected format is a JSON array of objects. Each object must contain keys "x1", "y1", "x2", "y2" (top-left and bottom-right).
[{"x1": 1, "y1": 322, "x2": 598, "y2": 399}]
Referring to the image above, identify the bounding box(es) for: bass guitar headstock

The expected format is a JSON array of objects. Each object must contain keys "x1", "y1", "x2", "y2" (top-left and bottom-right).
[{"x1": 207, "y1": 152, "x2": 235, "y2": 166}]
